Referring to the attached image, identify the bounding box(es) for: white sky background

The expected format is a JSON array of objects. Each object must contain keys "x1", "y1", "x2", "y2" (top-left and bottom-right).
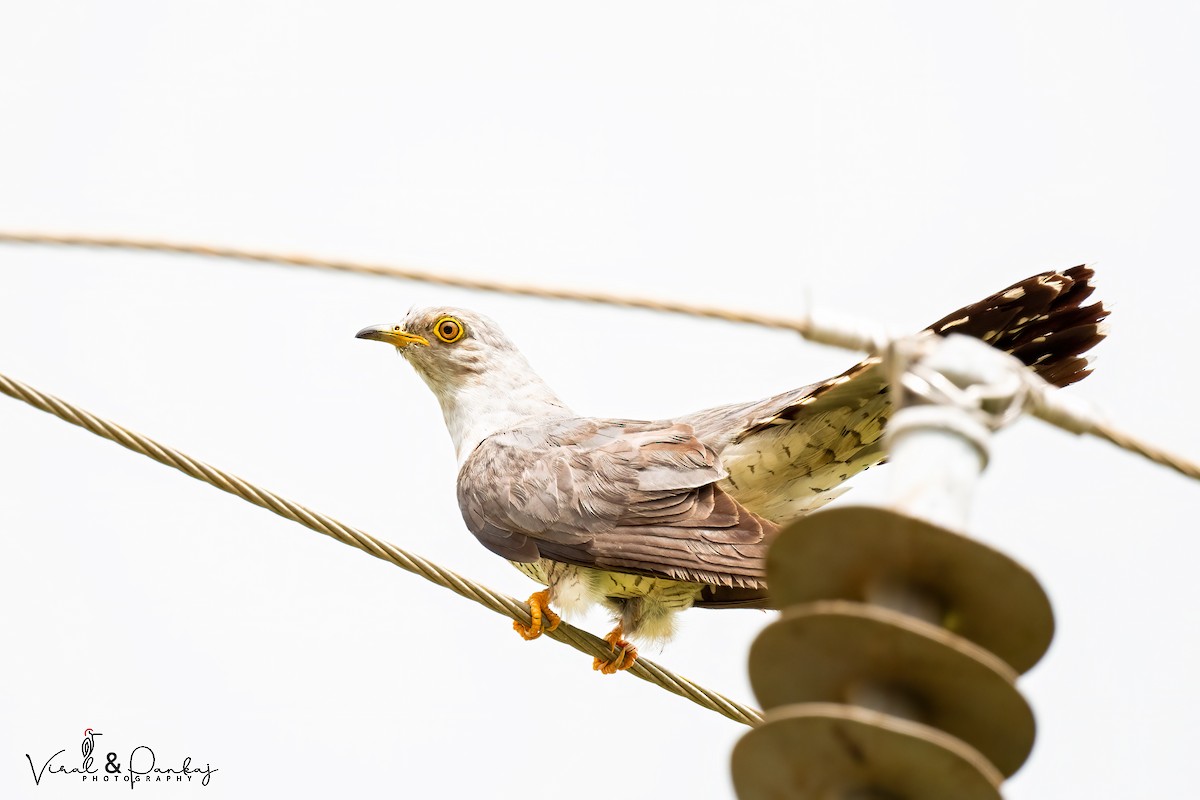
[{"x1": 1, "y1": 2, "x2": 1197, "y2": 797}]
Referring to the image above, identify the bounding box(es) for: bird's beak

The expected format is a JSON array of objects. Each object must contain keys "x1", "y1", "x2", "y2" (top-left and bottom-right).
[{"x1": 355, "y1": 324, "x2": 429, "y2": 348}]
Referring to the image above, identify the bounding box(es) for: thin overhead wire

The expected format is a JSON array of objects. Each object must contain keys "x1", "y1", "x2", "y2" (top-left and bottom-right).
[
  {"x1": 1092, "y1": 422, "x2": 1200, "y2": 482},
  {"x1": 0, "y1": 231, "x2": 886, "y2": 351},
  {"x1": 1, "y1": 230, "x2": 1196, "y2": 482},
  {"x1": 0, "y1": 369, "x2": 763, "y2": 728}
]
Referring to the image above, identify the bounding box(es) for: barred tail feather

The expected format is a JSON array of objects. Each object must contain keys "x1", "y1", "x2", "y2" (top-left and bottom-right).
[{"x1": 926, "y1": 265, "x2": 1110, "y2": 388}]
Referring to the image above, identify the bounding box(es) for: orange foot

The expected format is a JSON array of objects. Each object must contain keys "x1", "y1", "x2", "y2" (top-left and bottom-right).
[
  {"x1": 513, "y1": 589, "x2": 562, "y2": 641},
  {"x1": 593, "y1": 624, "x2": 638, "y2": 675}
]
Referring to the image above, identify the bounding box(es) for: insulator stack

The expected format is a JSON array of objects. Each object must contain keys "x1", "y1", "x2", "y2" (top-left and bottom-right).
[
  {"x1": 733, "y1": 335, "x2": 1055, "y2": 799},
  {"x1": 732, "y1": 504, "x2": 1053, "y2": 798}
]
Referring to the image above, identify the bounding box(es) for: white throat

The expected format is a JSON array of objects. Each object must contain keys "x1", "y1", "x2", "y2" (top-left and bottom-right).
[{"x1": 421, "y1": 353, "x2": 573, "y2": 461}]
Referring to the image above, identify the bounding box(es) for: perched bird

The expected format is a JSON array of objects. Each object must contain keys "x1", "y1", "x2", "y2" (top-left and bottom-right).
[{"x1": 357, "y1": 266, "x2": 1108, "y2": 673}]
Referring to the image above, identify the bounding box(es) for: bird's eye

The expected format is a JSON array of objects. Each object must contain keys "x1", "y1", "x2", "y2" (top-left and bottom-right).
[{"x1": 433, "y1": 316, "x2": 465, "y2": 343}]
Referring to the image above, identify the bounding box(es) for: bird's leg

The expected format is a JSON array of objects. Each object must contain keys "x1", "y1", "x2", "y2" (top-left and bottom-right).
[
  {"x1": 513, "y1": 589, "x2": 561, "y2": 640},
  {"x1": 592, "y1": 623, "x2": 638, "y2": 675}
]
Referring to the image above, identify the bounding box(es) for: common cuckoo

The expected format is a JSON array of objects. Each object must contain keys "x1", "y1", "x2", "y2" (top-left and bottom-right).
[{"x1": 357, "y1": 266, "x2": 1108, "y2": 673}]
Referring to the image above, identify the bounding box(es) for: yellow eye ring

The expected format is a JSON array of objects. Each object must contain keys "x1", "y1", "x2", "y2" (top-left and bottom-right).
[{"x1": 433, "y1": 316, "x2": 465, "y2": 343}]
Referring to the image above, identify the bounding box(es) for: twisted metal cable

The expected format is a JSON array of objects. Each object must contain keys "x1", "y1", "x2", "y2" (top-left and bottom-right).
[
  {"x1": 1, "y1": 231, "x2": 1196, "y2": 481},
  {"x1": 0, "y1": 231, "x2": 795, "y2": 324},
  {"x1": 0, "y1": 369, "x2": 763, "y2": 728},
  {"x1": 1090, "y1": 423, "x2": 1200, "y2": 482},
  {"x1": 0, "y1": 231, "x2": 886, "y2": 352},
  {"x1": 1020, "y1": 373, "x2": 1200, "y2": 483}
]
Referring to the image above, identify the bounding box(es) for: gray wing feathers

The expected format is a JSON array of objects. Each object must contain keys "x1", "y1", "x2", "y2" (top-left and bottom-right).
[{"x1": 457, "y1": 419, "x2": 775, "y2": 589}]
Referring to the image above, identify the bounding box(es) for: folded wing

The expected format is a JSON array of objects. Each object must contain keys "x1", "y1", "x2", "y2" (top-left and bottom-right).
[{"x1": 457, "y1": 418, "x2": 777, "y2": 590}]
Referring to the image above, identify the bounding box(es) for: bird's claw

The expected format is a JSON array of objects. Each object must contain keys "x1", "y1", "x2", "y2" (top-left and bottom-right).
[
  {"x1": 593, "y1": 625, "x2": 638, "y2": 674},
  {"x1": 513, "y1": 589, "x2": 561, "y2": 641}
]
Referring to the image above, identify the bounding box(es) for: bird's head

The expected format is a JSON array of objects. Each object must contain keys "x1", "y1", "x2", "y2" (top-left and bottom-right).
[
  {"x1": 355, "y1": 306, "x2": 527, "y2": 397},
  {"x1": 357, "y1": 306, "x2": 572, "y2": 458}
]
